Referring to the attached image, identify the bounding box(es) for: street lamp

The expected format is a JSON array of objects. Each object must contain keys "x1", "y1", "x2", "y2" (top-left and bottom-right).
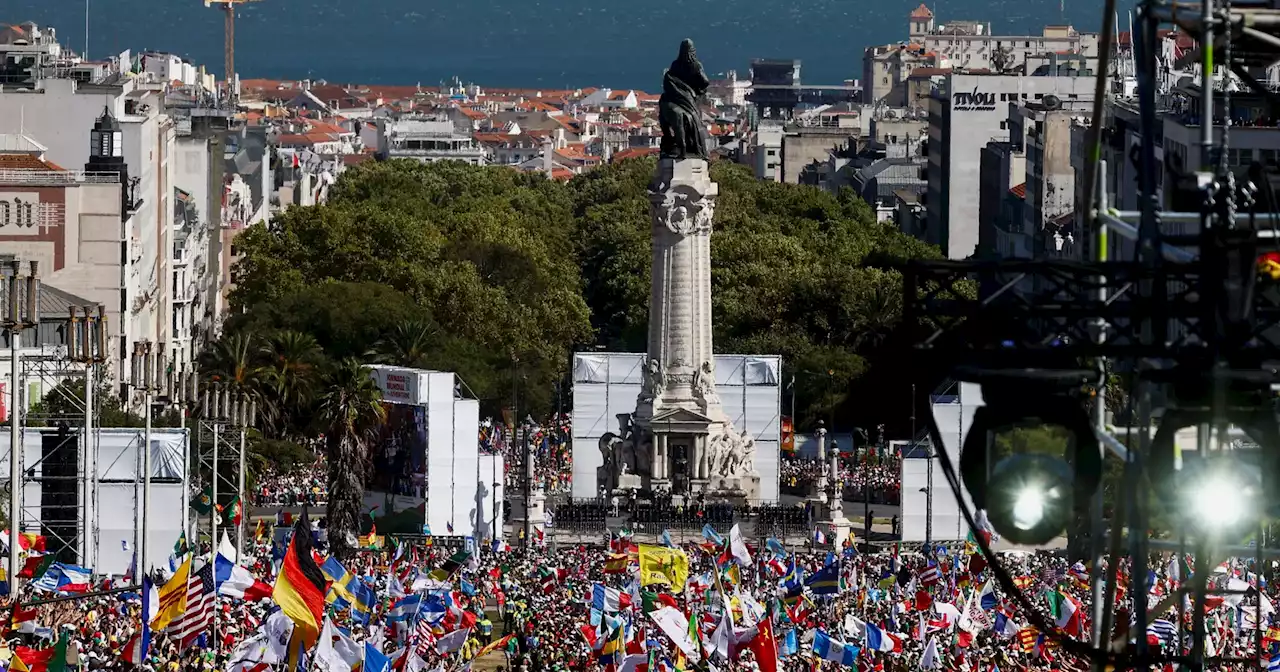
[
  {"x1": 199, "y1": 384, "x2": 255, "y2": 557},
  {"x1": 3, "y1": 260, "x2": 39, "y2": 597},
  {"x1": 813, "y1": 420, "x2": 828, "y2": 507},
  {"x1": 67, "y1": 305, "x2": 108, "y2": 570},
  {"x1": 130, "y1": 340, "x2": 170, "y2": 579}
]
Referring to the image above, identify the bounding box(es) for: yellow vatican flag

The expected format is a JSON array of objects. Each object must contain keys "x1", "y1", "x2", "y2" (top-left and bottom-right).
[{"x1": 637, "y1": 544, "x2": 689, "y2": 593}]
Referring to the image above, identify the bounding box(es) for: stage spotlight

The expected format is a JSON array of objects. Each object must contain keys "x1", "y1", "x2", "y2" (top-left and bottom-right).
[
  {"x1": 958, "y1": 372, "x2": 1102, "y2": 546},
  {"x1": 1149, "y1": 407, "x2": 1280, "y2": 520},
  {"x1": 1180, "y1": 458, "x2": 1261, "y2": 539},
  {"x1": 985, "y1": 454, "x2": 1075, "y2": 545}
]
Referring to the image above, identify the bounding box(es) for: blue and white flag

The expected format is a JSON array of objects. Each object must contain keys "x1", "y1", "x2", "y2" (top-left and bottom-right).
[
  {"x1": 812, "y1": 630, "x2": 858, "y2": 666},
  {"x1": 386, "y1": 594, "x2": 422, "y2": 622}
]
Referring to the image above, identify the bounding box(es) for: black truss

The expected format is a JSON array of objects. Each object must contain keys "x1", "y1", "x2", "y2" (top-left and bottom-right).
[{"x1": 902, "y1": 258, "x2": 1280, "y2": 367}]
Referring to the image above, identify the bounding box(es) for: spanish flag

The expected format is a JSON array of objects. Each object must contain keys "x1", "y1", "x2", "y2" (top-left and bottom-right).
[{"x1": 272, "y1": 512, "x2": 327, "y2": 668}]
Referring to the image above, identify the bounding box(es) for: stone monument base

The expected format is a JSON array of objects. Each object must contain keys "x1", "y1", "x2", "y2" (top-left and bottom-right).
[{"x1": 817, "y1": 517, "x2": 852, "y2": 548}]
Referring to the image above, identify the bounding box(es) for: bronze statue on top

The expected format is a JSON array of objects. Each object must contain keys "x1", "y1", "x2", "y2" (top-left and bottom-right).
[{"x1": 659, "y1": 39, "x2": 711, "y2": 160}]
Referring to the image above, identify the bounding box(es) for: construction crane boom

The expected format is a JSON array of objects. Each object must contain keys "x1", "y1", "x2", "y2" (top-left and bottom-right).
[{"x1": 203, "y1": 0, "x2": 261, "y2": 103}]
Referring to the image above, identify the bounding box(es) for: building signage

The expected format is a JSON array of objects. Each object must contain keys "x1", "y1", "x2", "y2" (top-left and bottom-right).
[
  {"x1": 952, "y1": 87, "x2": 998, "y2": 112},
  {"x1": 0, "y1": 195, "x2": 41, "y2": 229},
  {"x1": 369, "y1": 366, "x2": 422, "y2": 405}
]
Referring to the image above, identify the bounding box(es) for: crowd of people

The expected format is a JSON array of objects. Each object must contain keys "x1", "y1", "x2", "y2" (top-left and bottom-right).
[
  {"x1": 252, "y1": 461, "x2": 328, "y2": 508},
  {"x1": 480, "y1": 415, "x2": 574, "y2": 495},
  {"x1": 5, "y1": 516, "x2": 1278, "y2": 672},
  {"x1": 780, "y1": 459, "x2": 903, "y2": 505}
]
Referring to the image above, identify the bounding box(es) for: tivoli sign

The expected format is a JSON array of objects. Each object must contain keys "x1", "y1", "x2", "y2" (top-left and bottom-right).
[{"x1": 952, "y1": 88, "x2": 998, "y2": 112}]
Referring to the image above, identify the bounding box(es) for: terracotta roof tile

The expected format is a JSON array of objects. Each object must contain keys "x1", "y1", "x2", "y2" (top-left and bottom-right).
[
  {"x1": 910, "y1": 3, "x2": 934, "y2": 19},
  {"x1": 0, "y1": 154, "x2": 60, "y2": 171},
  {"x1": 610, "y1": 147, "x2": 659, "y2": 163}
]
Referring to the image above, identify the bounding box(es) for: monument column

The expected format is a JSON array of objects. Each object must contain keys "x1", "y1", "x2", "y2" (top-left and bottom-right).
[{"x1": 609, "y1": 39, "x2": 762, "y2": 505}]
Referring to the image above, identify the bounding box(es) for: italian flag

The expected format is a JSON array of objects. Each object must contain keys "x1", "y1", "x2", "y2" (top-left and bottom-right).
[{"x1": 1046, "y1": 589, "x2": 1081, "y2": 635}]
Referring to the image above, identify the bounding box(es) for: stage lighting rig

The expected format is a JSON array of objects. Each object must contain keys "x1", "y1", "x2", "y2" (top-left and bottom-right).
[{"x1": 956, "y1": 370, "x2": 1103, "y2": 546}]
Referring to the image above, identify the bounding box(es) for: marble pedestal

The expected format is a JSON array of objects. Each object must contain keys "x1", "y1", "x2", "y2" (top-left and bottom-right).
[{"x1": 598, "y1": 157, "x2": 762, "y2": 504}]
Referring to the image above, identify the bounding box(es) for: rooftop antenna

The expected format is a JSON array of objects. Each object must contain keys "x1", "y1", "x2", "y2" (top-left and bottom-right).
[{"x1": 84, "y1": 0, "x2": 89, "y2": 60}]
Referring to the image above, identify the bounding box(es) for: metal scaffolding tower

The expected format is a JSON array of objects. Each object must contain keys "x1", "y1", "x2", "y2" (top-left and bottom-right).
[
  {"x1": 20, "y1": 306, "x2": 110, "y2": 572},
  {"x1": 899, "y1": 0, "x2": 1280, "y2": 666},
  {"x1": 190, "y1": 382, "x2": 254, "y2": 559}
]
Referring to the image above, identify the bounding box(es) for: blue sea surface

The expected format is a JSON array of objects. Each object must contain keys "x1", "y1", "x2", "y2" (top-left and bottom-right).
[{"x1": 9, "y1": 0, "x2": 1102, "y2": 90}]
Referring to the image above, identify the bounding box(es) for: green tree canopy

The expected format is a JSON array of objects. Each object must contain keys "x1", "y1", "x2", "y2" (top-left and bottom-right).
[
  {"x1": 570, "y1": 158, "x2": 943, "y2": 431},
  {"x1": 222, "y1": 156, "x2": 947, "y2": 443}
]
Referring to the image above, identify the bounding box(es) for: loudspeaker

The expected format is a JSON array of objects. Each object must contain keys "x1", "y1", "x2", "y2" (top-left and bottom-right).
[{"x1": 40, "y1": 424, "x2": 80, "y2": 563}]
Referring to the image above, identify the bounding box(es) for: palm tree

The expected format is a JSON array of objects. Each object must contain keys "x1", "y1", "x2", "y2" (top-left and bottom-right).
[
  {"x1": 317, "y1": 358, "x2": 387, "y2": 558},
  {"x1": 198, "y1": 332, "x2": 265, "y2": 391},
  {"x1": 261, "y1": 331, "x2": 323, "y2": 438},
  {"x1": 371, "y1": 318, "x2": 437, "y2": 369}
]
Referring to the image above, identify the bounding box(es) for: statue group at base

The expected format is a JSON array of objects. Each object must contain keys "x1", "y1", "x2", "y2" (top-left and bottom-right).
[{"x1": 596, "y1": 40, "x2": 761, "y2": 504}]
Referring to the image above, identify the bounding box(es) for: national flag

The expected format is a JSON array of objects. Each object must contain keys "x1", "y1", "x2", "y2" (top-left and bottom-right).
[
  {"x1": 220, "y1": 496, "x2": 243, "y2": 527},
  {"x1": 428, "y1": 551, "x2": 470, "y2": 581},
  {"x1": 121, "y1": 577, "x2": 156, "y2": 664},
  {"x1": 8, "y1": 603, "x2": 37, "y2": 634},
  {"x1": 593, "y1": 584, "x2": 632, "y2": 613},
  {"x1": 191, "y1": 487, "x2": 213, "y2": 515},
  {"x1": 387, "y1": 594, "x2": 423, "y2": 622},
  {"x1": 539, "y1": 568, "x2": 558, "y2": 594},
  {"x1": 272, "y1": 512, "x2": 328, "y2": 669},
  {"x1": 918, "y1": 564, "x2": 942, "y2": 586},
  {"x1": 254, "y1": 519, "x2": 269, "y2": 543},
  {"x1": 1016, "y1": 627, "x2": 1039, "y2": 652},
  {"x1": 1147, "y1": 619, "x2": 1178, "y2": 645},
  {"x1": 978, "y1": 578, "x2": 997, "y2": 610},
  {"x1": 30, "y1": 563, "x2": 91, "y2": 593},
  {"x1": 811, "y1": 630, "x2": 858, "y2": 665},
  {"x1": 701, "y1": 525, "x2": 723, "y2": 547},
  {"x1": 1, "y1": 531, "x2": 46, "y2": 554},
  {"x1": 812, "y1": 528, "x2": 827, "y2": 546},
  {"x1": 864, "y1": 623, "x2": 903, "y2": 653},
  {"x1": 14, "y1": 631, "x2": 68, "y2": 672},
  {"x1": 603, "y1": 553, "x2": 630, "y2": 574},
  {"x1": 169, "y1": 562, "x2": 215, "y2": 649},
  {"x1": 151, "y1": 556, "x2": 191, "y2": 631},
  {"x1": 1046, "y1": 589, "x2": 1081, "y2": 635},
  {"x1": 18, "y1": 555, "x2": 55, "y2": 580},
  {"x1": 215, "y1": 553, "x2": 273, "y2": 601},
  {"x1": 805, "y1": 563, "x2": 841, "y2": 596},
  {"x1": 746, "y1": 607, "x2": 779, "y2": 672},
  {"x1": 476, "y1": 634, "x2": 515, "y2": 658}
]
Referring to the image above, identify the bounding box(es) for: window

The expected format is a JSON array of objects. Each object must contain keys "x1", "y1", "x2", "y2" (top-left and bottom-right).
[
  {"x1": 1000, "y1": 120, "x2": 1007, "y2": 130},
  {"x1": 1262, "y1": 149, "x2": 1278, "y2": 166}
]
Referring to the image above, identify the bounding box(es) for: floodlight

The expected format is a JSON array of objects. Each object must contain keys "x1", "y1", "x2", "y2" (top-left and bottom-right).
[
  {"x1": 1149, "y1": 407, "x2": 1280, "y2": 520},
  {"x1": 985, "y1": 454, "x2": 1075, "y2": 545},
  {"x1": 1178, "y1": 457, "x2": 1262, "y2": 539},
  {"x1": 958, "y1": 372, "x2": 1102, "y2": 546}
]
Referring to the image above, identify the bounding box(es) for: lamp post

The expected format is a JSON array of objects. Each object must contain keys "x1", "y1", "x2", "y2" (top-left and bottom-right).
[
  {"x1": 130, "y1": 340, "x2": 169, "y2": 579},
  {"x1": 67, "y1": 305, "x2": 108, "y2": 570},
  {"x1": 813, "y1": 420, "x2": 828, "y2": 507},
  {"x1": 3, "y1": 260, "x2": 39, "y2": 597},
  {"x1": 201, "y1": 385, "x2": 255, "y2": 557}
]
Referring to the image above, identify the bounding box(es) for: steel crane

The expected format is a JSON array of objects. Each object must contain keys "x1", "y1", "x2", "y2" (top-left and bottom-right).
[{"x1": 203, "y1": 0, "x2": 261, "y2": 102}]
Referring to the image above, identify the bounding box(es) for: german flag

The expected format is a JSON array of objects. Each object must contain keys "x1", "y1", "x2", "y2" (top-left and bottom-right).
[{"x1": 272, "y1": 511, "x2": 327, "y2": 668}]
